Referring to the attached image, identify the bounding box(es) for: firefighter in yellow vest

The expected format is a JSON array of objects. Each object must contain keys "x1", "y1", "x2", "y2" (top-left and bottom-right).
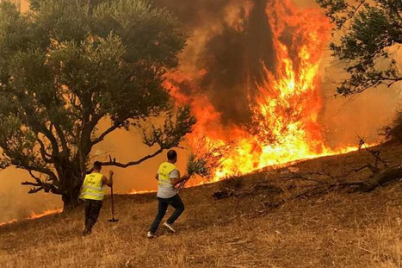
[
  {"x1": 147, "y1": 150, "x2": 190, "y2": 238},
  {"x1": 80, "y1": 161, "x2": 113, "y2": 235}
]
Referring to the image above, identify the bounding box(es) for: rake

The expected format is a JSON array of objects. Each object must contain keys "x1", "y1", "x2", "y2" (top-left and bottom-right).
[{"x1": 108, "y1": 184, "x2": 119, "y2": 223}]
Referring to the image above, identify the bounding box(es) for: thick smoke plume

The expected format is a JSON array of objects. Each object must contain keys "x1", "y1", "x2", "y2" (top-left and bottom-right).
[{"x1": 154, "y1": 0, "x2": 276, "y2": 127}]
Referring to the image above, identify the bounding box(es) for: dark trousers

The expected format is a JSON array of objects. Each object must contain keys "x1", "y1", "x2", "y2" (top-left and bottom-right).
[
  {"x1": 84, "y1": 199, "x2": 102, "y2": 232},
  {"x1": 149, "y1": 194, "x2": 185, "y2": 233}
]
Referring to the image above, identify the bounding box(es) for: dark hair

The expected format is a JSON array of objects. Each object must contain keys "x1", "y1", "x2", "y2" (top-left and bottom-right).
[
  {"x1": 167, "y1": 150, "x2": 177, "y2": 161},
  {"x1": 93, "y1": 161, "x2": 102, "y2": 170}
]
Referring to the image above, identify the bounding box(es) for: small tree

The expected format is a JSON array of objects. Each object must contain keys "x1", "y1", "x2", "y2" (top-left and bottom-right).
[
  {"x1": 381, "y1": 110, "x2": 402, "y2": 143},
  {"x1": 316, "y1": 0, "x2": 402, "y2": 95},
  {"x1": 0, "y1": 0, "x2": 195, "y2": 209}
]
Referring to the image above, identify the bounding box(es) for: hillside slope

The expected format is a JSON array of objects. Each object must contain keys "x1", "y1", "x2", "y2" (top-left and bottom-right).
[{"x1": 1, "y1": 144, "x2": 402, "y2": 268}]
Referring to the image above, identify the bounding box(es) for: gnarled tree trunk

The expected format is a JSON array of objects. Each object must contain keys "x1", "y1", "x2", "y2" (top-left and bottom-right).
[
  {"x1": 58, "y1": 163, "x2": 85, "y2": 210},
  {"x1": 62, "y1": 189, "x2": 82, "y2": 210}
]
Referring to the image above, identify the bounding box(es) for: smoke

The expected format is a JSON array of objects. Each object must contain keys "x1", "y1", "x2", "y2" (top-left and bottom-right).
[
  {"x1": 155, "y1": 0, "x2": 400, "y2": 145},
  {"x1": 0, "y1": 168, "x2": 61, "y2": 222},
  {"x1": 319, "y1": 29, "x2": 402, "y2": 147},
  {"x1": 320, "y1": 53, "x2": 401, "y2": 147},
  {"x1": 1, "y1": 0, "x2": 400, "y2": 222},
  {"x1": 154, "y1": 0, "x2": 277, "y2": 127}
]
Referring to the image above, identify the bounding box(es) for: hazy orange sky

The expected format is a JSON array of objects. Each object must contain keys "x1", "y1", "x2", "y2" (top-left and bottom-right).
[{"x1": 1, "y1": 0, "x2": 400, "y2": 222}]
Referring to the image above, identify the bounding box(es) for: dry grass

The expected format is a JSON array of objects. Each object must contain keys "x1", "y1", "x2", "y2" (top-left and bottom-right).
[{"x1": 1, "y1": 144, "x2": 402, "y2": 268}]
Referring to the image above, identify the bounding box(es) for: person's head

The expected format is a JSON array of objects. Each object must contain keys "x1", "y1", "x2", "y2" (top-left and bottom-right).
[
  {"x1": 93, "y1": 161, "x2": 102, "y2": 172},
  {"x1": 167, "y1": 150, "x2": 177, "y2": 163}
]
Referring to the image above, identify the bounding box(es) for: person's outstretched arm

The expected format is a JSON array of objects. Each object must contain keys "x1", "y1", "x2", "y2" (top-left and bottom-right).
[{"x1": 171, "y1": 170, "x2": 190, "y2": 186}]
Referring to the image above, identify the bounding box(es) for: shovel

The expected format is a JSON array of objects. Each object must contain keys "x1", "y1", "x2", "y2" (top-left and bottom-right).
[{"x1": 108, "y1": 184, "x2": 119, "y2": 223}]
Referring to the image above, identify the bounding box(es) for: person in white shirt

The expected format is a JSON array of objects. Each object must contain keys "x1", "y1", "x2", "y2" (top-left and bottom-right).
[{"x1": 147, "y1": 150, "x2": 190, "y2": 238}]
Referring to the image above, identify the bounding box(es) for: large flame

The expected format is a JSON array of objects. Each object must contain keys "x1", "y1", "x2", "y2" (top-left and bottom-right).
[
  {"x1": 165, "y1": 0, "x2": 361, "y2": 183},
  {"x1": 0, "y1": 0, "x2": 365, "y2": 226}
]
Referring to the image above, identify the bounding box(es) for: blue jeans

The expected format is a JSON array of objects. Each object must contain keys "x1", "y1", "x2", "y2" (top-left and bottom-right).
[{"x1": 149, "y1": 194, "x2": 185, "y2": 233}]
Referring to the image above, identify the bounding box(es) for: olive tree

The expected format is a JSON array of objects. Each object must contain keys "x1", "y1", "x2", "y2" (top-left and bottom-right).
[
  {"x1": 0, "y1": 0, "x2": 195, "y2": 208},
  {"x1": 316, "y1": 0, "x2": 402, "y2": 95}
]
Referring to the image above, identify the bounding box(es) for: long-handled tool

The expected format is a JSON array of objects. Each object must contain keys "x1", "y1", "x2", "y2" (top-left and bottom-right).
[
  {"x1": 177, "y1": 175, "x2": 192, "y2": 193},
  {"x1": 108, "y1": 184, "x2": 119, "y2": 223}
]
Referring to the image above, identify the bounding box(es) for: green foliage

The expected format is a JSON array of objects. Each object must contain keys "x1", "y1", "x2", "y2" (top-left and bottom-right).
[
  {"x1": 381, "y1": 110, "x2": 402, "y2": 143},
  {"x1": 185, "y1": 137, "x2": 231, "y2": 178},
  {"x1": 316, "y1": 0, "x2": 402, "y2": 95},
  {"x1": 0, "y1": 0, "x2": 194, "y2": 203},
  {"x1": 142, "y1": 106, "x2": 196, "y2": 150},
  {"x1": 187, "y1": 153, "x2": 210, "y2": 177}
]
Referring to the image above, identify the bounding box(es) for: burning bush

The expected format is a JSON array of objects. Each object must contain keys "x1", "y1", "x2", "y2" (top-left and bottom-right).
[{"x1": 186, "y1": 137, "x2": 232, "y2": 178}]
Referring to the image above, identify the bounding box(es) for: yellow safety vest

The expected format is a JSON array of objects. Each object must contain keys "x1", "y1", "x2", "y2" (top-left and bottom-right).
[
  {"x1": 158, "y1": 162, "x2": 177, "y2": 188},
  {"x1": 80, "y1": 173, "x2": 106, "y2": 201}
]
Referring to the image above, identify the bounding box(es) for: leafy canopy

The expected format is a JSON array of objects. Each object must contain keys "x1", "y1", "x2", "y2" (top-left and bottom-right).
[
  {"x1": 0, "y1": 0, "x2": 195, "y2": 199},
  {"x1": 316, "y1": 0, "x2": 402, "y2": 95}
]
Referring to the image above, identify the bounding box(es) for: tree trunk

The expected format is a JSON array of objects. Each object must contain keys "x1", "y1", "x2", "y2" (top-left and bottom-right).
[
  {"x1": 360, "y1": 166, "x2": 402, "y2": 192},
  {"x1": 61, "y1": 184, "x2": 82, "y2": 210},
  {"x1": 58, "y1": 165, "x2": 84, "y2": 210}
]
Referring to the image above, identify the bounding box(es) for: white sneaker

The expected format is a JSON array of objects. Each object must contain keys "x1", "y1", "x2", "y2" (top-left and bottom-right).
[
  {"x1": 163, "y1": 222, "x2": 176, "y2": 233},
  {"x1": 147, "y1": 231, "x2": 155, "y2": 238}
]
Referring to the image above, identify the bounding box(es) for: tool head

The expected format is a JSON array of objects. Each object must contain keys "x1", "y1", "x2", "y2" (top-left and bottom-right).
[{"x1": 108, "y1": 218, "x2": 119, "y2": 223}]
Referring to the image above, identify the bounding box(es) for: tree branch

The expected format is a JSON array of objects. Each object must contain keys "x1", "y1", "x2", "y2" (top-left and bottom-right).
[
  {"x1": 21, "y1": 181, "x2": 41, "y2": 187},
  {"x1": 28, "y1": 169, "x2": 42, "y2": 184},
  {"x1": 21, "y1": 177, "x2": 61, "y2": 194},
  {"x1": 338, "y1": 0, "x2": 367, "y2": 30},
  {"x1": 37, "y1": 138, "x2": 53, "y2": 163},
  {"x1": 54, "y1": 123, "x2": 69, "y2": 155},
  {"x1": 24, "y1": 165, "x2": 58, "y2": 182},
  {"x1": 381, "y1": 76, "x2": 402, "y2": 88},
  {"x1": 25, "y1": 110, "x2": 60, "y2": 156},
  {"x1": 100, "y1": 148, "x2": 163, "y2": 168},
  {"x1": 20, "y1": 181, "x2": 44, "y2": 194},
  {"x1": 28, "y1": 187, "x2": 44, "y2": 194},
  {"x1": 91, "y1": 122, "x2": 121, "y2": 146}
]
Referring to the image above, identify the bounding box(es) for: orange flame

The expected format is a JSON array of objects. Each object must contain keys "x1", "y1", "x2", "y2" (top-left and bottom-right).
[
  {"x1": 164, "y1": 0, "x2": 363, "y2": 183},
  {"x1": 0, "y1": 208, "x2": 62, "y2": 226},
  {"x1": 0, "y1": 219, "x2": 17, "y2": 227},
  {"x1": 28, "y1": 208, "x2": 63, "y2": 219},
  {"x1": 128, "y1": 189, "x2": 155, "y2": 195}
]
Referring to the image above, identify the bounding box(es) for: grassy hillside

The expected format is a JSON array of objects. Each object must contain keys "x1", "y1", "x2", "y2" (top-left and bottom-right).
[{"x1": 1, "y1": 144, "x2": 402, "y2": 268}]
